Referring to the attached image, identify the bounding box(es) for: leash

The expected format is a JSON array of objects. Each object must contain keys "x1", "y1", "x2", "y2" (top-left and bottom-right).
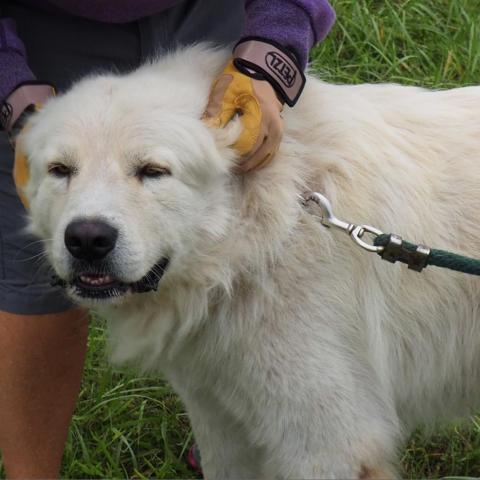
[{"x1": 300, "y1": 191, "x2": 480, "y2": 276}]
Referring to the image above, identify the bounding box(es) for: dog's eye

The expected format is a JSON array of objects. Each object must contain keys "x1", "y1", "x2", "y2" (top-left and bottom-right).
[
  {"x1": 136, "y1": 164, "x2": 171, "y2": 180},
  {"x1": 47, "y1": 162, "x2": 75, "y2": 178}
]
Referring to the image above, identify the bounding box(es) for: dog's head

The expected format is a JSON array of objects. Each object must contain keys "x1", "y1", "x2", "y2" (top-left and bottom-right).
[{"x1": 20, "y1": 47, "x2": 245, "y2": 307}]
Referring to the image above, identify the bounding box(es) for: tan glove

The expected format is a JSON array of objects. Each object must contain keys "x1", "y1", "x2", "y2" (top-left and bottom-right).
[
  {"x1": 13, "y1": 127, "x2": 32, "y2": 209},
  {"x1": 2, "y1": 84, "x2": 56, "y2": 209},
  {"x1": 204, "y1": 60, "x2": 284, "y2": 173}
]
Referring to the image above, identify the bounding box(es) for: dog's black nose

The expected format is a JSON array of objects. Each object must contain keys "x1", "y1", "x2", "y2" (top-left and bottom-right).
[{"x1": 64, "y1": 219, "x2": 118, "y2": 261}]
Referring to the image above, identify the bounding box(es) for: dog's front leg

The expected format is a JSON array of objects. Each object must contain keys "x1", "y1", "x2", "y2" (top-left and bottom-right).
[
  {"x1": 258, "y1": 428, "x2": 397, "y2": 479},
  {"x1": 180, "y1": 390, "x2": 262, "y2": 479},
  {"x1": 252, "y1": 398, "x2": 398, "y2": 480}
]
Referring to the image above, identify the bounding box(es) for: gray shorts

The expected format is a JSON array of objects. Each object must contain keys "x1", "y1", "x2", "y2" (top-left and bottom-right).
[{"x1": 0, "y1": 0, "x2": 244, "y2": 315}]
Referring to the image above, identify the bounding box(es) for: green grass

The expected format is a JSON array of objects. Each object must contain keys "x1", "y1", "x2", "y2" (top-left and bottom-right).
[
  {"x1": 59, "y1": 321, "x2": 195, "y2": 478},
  {"x1": 311, "y1": 0, "x2": 480, "y2": 88},
  {"x1": 2, "y1": 0, "x2": 480, "y2": 477}
]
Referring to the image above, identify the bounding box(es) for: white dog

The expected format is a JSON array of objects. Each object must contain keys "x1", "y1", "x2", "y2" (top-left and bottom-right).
[{"x1": 20, "y1": 45, "x2": 480, "y2": 478}]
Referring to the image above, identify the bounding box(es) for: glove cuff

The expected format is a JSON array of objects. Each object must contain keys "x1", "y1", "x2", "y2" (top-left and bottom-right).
[
  {"x1": 233, "y1": 37, "x2": 306, "y2": 107},
  {"x1": 1, "y1": 81, "x2": 55, "y2": 133}
]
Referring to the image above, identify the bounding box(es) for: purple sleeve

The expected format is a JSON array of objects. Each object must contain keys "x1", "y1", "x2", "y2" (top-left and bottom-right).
[
  {"x1": 0, "y1": 18, "x2": 36, "y2": 103},
  {"x1": 242, "y1": 0, "x2": 336, "y2": 69}
]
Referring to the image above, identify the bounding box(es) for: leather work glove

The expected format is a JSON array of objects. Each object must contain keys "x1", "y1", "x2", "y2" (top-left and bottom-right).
[
  {"x1": 13, "y1": 125, "x2": 33, "y2": 209},
  {"x1": 204, "y1": 38, "x2": 306, "y2": 173},
  {"x1": 204, "y1": 60, "x2": 284, "y2": 173},
  {"x1": 0, "y1": 83, "x2": 55, "y2": 209}
]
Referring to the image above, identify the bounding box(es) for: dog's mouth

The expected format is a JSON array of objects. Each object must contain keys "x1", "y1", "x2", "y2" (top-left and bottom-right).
[{"x1": 52, "y1": 257, "x2": 170, "y2": 300}]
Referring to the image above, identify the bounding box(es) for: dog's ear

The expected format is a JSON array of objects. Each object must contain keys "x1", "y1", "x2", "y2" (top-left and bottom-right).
[
  {"x1": 205, "y1": 114, "x2": 245, "y2": 173},
  {"x1": 206, "y1": 113, "x2": 243, "y2": 149}
]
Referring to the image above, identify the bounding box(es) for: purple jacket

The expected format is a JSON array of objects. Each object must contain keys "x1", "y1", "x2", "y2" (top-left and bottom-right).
[{"x1": 0, "y1": 0, "x2": 335, "y2": 103}]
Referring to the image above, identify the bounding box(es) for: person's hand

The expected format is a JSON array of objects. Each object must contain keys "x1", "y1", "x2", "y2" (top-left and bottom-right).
[
  {"x1": 204, "y1": 60, "x2": 284, "y2": 173},
  {"x1": 13, "y1": 124, "x2": 32, "y2": 209},
  {"x1": 1, "y1": 84, "x2": 55, "y2": 209}
]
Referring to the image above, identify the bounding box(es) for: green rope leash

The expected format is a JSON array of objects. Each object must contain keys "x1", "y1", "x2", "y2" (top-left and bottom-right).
[
  {"x1": 301, "y1": 191, "x2": 480, "y2": 277},
  {"x1": 374, "y1": 234, "x2": 480, "y2": 276}
]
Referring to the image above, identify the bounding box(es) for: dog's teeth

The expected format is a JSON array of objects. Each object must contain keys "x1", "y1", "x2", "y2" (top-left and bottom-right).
[{"x1": 79, "y1": 274, "x2": 115, "y2": 285}]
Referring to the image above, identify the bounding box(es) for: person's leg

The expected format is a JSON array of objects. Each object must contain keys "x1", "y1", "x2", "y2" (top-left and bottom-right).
[
  {"x1": 0, "y1": 309, "x2": 88, "y2": 478},
  {"x1": 0, "y1": 5, "x2": 143, "y2": 475},
  {"x1": 0, "y1": 96, "x2": 88, "y2": 475}
]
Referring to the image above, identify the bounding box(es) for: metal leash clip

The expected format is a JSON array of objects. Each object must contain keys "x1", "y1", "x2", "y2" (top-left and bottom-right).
[
  {"x1": 299, "y1": 191, "x2": 480, "y2": 276},
  {"x1": 300, "y1": 191, "x2": 385, "y2": 254}
]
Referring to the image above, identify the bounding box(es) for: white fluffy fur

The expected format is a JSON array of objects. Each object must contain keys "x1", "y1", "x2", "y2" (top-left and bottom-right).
[{"x1": 22, "y1": 45, "x2": 480, "y2": 478}]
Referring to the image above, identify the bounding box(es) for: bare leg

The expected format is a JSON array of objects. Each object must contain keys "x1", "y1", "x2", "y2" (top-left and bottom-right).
[{"x1": 0, "y1": 308, "x2": 88, "y2": 478}]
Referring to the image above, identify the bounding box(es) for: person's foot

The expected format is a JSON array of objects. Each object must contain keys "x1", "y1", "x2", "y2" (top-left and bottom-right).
[{"x1": 187, "y1": 443, "x2": 202, "y2": 474}]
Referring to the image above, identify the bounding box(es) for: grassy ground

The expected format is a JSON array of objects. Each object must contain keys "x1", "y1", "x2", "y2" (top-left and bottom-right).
[{"x1": 2, "y1": 0, "x2": 480, "y2": 478}]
